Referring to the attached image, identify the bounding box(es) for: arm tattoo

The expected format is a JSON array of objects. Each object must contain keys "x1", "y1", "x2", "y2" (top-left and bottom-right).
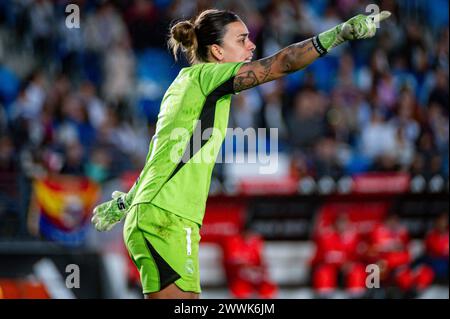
[
  {"x1": 259, "y1": 55, "x2": 277, "y2": 82},
  {"x1": 233, "y1": 55, "x2": 278, "y2": 92},
  {"x1": 233, "y1": 38, "x2": 319, "y2": 93},
  {"x1": 233, "y1": 70, "x2": 259, "y2": 92},
  {"x1": 282, "y1": 41, "x2": 314, "y2": 73}
]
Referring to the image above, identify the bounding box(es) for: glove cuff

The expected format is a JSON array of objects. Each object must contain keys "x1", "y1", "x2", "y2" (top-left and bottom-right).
[
  {"x1": 312, "y1": 35, "x2": 327, "y2": 57},
  {"x1": 317, "y1": 23, "x2": 346, "y2": 54}
]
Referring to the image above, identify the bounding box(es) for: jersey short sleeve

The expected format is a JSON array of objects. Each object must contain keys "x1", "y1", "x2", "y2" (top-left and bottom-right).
[{"x1": 198, "y1": 62, "x2": 244, "y2": 96}]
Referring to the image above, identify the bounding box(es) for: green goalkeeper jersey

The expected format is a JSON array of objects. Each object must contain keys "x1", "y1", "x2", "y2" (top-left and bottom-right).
[{"x1": 131, "y1": 62, "x2": 243, "y2": 225}]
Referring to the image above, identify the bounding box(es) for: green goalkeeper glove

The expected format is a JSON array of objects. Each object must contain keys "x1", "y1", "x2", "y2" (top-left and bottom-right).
[
  {"x1": 312, "y1": 10, "x2": 392, "y2": 56},
  {"x1": 91, "y1": 190, "x2": 131, "y2": 232}
]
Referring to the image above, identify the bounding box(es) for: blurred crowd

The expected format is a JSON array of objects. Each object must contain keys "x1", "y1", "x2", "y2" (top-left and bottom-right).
[
  {"x1": 310, "y1": 212, "x2": 449, "y2": 298},
  {"x1": 0, "y1": 0, "x2": 448, "y2": 237}
]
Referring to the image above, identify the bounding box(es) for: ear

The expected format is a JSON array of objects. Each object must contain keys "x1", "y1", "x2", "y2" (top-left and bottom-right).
[{"x1": 210, "y1": 44, "x2": 224, "y2": 62}]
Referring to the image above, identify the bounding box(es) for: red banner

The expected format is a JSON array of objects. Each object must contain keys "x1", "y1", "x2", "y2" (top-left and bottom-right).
[
  {"x1": 352, "y1": 173, "x2": 410, "y2": 194},
  {"x1": 236, "y1": 176, "x2": 298, "y2": 195}
]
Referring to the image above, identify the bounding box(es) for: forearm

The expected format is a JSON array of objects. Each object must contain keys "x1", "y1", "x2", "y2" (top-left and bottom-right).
[
  {"x1": 279, "y1": 38, "x2": 322, "y2": 74},
  {"x1": 233, "y1": 38, "x2": 320, "y2": 92}
]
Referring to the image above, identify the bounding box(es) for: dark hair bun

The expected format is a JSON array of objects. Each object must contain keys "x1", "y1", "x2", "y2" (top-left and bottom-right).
[{"x1": 171, "y1": 20, "x2": 196, "y2": 48}]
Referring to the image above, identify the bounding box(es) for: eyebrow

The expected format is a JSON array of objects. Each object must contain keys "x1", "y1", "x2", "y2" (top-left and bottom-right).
[{"x1": 237, "y1": 33, "x2": 249, "y2": 38}]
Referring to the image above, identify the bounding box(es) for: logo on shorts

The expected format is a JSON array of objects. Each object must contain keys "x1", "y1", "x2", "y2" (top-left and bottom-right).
[{"x1": 185, "y1": 259, "x2": 194, "y2": 275}]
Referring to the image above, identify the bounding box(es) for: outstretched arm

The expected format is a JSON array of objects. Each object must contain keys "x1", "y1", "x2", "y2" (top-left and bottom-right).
[
  {"x1": 233, "y1": 10, "x2": 391, "y2": 93},
  {"x1": 233, "y1": 39, "x2": 319, "y2": 92}
]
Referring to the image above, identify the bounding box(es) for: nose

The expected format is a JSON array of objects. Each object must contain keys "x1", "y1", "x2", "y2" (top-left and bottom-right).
[{"x1": 248, "y1": 40, "x2": 256, "y2": 52}]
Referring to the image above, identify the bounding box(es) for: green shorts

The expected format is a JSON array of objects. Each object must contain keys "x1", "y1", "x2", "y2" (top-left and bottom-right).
[{"x1": 123, "y1": 202, "x2": 201, "y2": 294}]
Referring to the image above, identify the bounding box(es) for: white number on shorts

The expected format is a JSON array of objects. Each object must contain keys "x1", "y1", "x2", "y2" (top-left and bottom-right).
[{"x1": 184, "y1": 227, "x2": 192, "y2": 256}]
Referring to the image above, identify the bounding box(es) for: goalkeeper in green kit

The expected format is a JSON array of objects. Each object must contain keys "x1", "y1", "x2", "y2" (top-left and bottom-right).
[{"x1": 91, "y1": 8, "x2": 391, "y2": 299}]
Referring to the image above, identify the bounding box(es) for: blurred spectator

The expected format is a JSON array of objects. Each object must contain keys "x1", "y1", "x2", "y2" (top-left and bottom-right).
[
  {"x1": 83, "y1": 1, "x2": 127, "y2": 86},
  {"x1": 392, "y1": 127, "x2": 415, "y2": 170},
  {"x1": 102, "y1": 35, "x2": 135, "y2": 103},
  {"x1": 428, "y1": 69, "x2": 449, "y2": 117},
  {"x1": 57, "y1": 2, "x2": 85, "y2": 82},
  {"x1": 288, "y1": 88, "x2": 328, "y2": 151},
  {"x1": 427, "y1": 102, "x2": 449, "y2": 154},
  {"x1": 58, "y1": 94, "x2": 96, "y2": 150},
  {"x1": 390, "y1": 90, "x2": 420, "y2": 145},
  {"x1": 0, "y1": 134, "x2": 18, "y2": 205},
  {"x1": 360, "y1": 110, "x2": 397, "y2": 161},
  {"x1": 423, "y1": 213, "x2": 449, "y2": 284},
  {"x1": 434, "y1": 28, "x2": 449, "y2": 74},
  {"x1": 10, "y1": 70, "x2": 47, "y2": 121},
  {"x1": 329, "y1": 51, "x2": 363, "y2": 146},
  {"x1": 84, "y1": 147, "x2": 113, "y2": 183},
  {"x1": 84, "y1": 1, "x2": 127, "y2": 54},
  {"x1": 366, "y1": 214, "x2": 434, "y2": 298},
  {"x1": 124, "y1": 0, "x2": 168, "y2": 50},
  {"x1": 60, "y1": 140, "x2": 85, "y2": 176},
  {"x1": 259, "y1": 80, "x2": 289, "y2": 144},
  {"x1": 313, "y1": 137, "x2": 343, "y2": 179},
  {"x1": 79, "y1": 81, "x2": 107, "y2": 130},
  {"x1": 411, "y1": 130, "x2": 443, "y2": 179},
  {"x1": 29, "y1": 0, "x2": 55, "y2": 66},
  {"x1": 230, "y1": 88, "x2": 263, "y2": 132},
  {"x1": 311, "y1": 215, "x2": 367, "y2": 297},
  {"x1": 222, "y1": 229, "x2": 278, "y2": 299},
  {"x1": 96, "y1": 104, "x2": 149, "y2": 167},
  {"x1": 366, "y1": 214, "x2": 411, "y2": 272}
]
